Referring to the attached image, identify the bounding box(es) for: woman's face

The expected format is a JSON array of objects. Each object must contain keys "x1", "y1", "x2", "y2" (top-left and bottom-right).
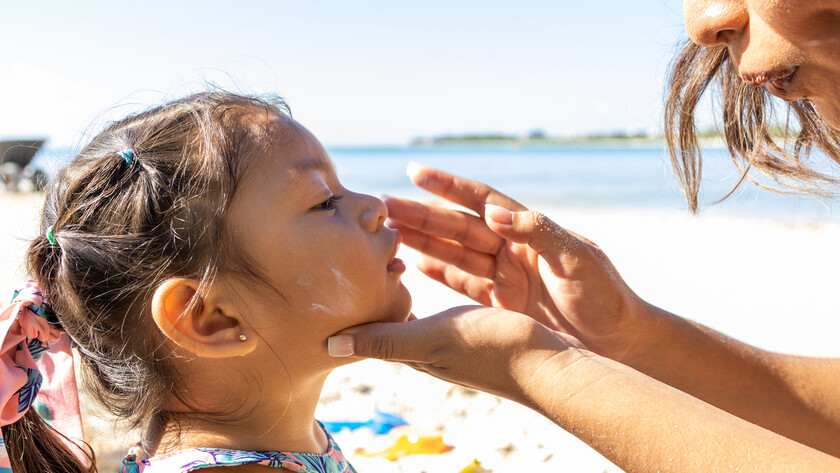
[{"x1": 683, "y1": 0, "x2": 840, "y2": 128}]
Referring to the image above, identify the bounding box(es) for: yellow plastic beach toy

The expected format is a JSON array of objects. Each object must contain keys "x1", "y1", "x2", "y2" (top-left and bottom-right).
[
  {"x1": 356, "y1": 429, "x2": 453, "y2": 461},
  {"x1": 458, "y1": 458, "x2": 493, "y2": 473}
]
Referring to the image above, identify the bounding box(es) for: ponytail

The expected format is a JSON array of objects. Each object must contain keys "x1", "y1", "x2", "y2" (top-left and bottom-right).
[
  {"x1": 1, "y1": 409, "x2": 96, "y2": 473},
  {"x1": 0, "y1": 282, "x2": 92, "y2": 472}
]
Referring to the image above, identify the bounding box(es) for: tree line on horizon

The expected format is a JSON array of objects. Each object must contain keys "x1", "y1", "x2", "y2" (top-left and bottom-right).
[{"x1": 410, "y1": 125, "x2": 795, "y2": 146}]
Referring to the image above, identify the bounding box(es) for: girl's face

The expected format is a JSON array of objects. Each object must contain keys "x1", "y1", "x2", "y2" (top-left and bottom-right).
[
  {"x1": 225, "y1": 115, "x2": 411, "y2": 368},
  {"x1": 683, "y1": 0, "x2": 840, "y2": 128}
]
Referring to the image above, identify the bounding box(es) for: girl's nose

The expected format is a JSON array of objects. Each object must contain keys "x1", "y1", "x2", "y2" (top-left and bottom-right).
[
  {"x1": 684, "y1": 0, "x2": 748, "y2": 47},
  {"x1": 360, "y1": 194, "x2": 388, "y2": 232}
]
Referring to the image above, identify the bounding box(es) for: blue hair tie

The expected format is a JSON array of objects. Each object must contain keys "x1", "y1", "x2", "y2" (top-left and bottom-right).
[{"x1": 119, "y1": 149, "x2": 134, "y2": 166}]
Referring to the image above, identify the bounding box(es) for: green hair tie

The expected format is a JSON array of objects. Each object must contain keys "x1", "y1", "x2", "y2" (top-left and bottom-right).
[{"x1": 46, "y1": 226, "x2": 57, "y2": 246}]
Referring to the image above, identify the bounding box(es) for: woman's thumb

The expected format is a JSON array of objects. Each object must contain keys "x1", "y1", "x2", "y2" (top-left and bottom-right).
[
  {"x1": 484, "y1": 204, "x2": 581, "y2": 272},
  {"x1": 328, "y1": 319, "x2": 428, "y2": 362}
]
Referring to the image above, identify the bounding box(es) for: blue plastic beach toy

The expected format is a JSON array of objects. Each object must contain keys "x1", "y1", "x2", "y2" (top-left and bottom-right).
[{"x1": 321, "y1": 411, "x2": 409, "y2": 434}]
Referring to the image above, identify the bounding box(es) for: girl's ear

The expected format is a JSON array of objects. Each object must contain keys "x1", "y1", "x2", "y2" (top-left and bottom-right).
[{"x1": 151, "y1": 278, "x2": 256, "y2": 358}]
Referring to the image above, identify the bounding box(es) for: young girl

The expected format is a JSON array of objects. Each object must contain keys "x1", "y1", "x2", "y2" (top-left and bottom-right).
[{"x1": 0, "y1": 92, "x2": 412, "y2": 472}]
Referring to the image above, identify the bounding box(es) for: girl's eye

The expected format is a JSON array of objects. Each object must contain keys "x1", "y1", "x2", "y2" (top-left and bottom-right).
[{"x1": 315, "y1": 195, "x2": 341, "y2": 211}]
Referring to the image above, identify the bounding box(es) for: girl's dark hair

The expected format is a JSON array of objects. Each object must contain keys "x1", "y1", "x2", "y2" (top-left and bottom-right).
[
  {"x1": 664, "y1": 40, "x2": 840, "y2": 212},
  {"x1": 10, "y1": 91, "x2": 289, "y2": 472},
  {"x1": 1, "y1": 409, "x2": 95, "y2": 472}
]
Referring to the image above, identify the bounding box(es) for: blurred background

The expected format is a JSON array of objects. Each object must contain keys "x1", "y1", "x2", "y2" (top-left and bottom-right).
[{"x1": 3, "y1": 0, "x2": 837, "y2": 219}]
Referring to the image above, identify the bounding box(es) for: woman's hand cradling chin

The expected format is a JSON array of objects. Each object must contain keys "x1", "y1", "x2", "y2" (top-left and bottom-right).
[{"x1": 328, "y1": 305, "x2": 586, "y2": 405}]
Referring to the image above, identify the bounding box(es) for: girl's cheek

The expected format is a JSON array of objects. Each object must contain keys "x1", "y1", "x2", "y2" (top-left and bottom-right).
[
  {"x1": 305, "y1": 303, "x2": 335, "y2": 315},
  {"x1": 292, "y1": 268, "x2": 362, "y2": 318},
  {"x1": 321, "y1": 268, "x2": 363, "y2": 317}
]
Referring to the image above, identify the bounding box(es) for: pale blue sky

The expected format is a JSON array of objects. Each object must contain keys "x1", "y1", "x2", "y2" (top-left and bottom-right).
[{"x1": 1, "y1": 1, "x2": 688, "y2": 147}]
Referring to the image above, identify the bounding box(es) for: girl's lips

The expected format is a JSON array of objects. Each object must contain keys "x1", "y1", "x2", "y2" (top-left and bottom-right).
[
  {"x1": 387, "y1": 258, "x2": 406, "y2": 273},
  {"x1": 387, "y1": 229, "x2": 405, "y2": 273}
]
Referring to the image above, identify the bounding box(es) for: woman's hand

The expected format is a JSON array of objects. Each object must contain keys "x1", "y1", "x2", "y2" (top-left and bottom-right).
[
  {"x1": 386, "y1": 164, "x2": 652, "y2": 361},
  {"x1": 329, "y1": 305, "x2": 585, "y2": 404},
  {"x1": 330, "y1": 306, "x2": 840, "y2": 471}
]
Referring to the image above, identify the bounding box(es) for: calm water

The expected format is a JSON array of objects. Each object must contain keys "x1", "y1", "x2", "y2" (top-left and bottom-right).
[
  {"x1": 33, "y1": 144, "x2": 840, "y2": 221},
  {"x1": 329, "y1": 145, "x2": 840, "y2": 221}
]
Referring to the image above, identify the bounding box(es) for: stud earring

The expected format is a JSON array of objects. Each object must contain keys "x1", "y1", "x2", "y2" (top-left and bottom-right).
[{"x1": 239, "y1": 334, "x2": 247, "y2": 342}]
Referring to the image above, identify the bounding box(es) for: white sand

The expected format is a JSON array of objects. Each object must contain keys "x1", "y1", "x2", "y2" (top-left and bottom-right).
[{"x1": 2, "y1": 193, "x2": 838, "y2": 472}]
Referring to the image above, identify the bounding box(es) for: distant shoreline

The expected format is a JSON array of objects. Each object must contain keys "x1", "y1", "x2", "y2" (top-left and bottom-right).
[{"x1": 408, "y1": 135, "x2": 725, "y2": 148}]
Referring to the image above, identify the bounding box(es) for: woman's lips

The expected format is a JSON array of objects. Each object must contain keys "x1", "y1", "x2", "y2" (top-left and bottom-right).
[
  {"x1": 741, "y1": 66, "x2": 797, "y2": 86},
  {"x1": 741, "y1": 66, "x2": 800, "y2": 101},
  {"x1": 764, "y1": 67, "x2": 799, "y2": 100}
]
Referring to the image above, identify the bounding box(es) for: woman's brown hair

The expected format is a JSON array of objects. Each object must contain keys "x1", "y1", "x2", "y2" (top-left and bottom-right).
[
  {"x1": 664, "y1": 40, "x2": 840, "y2": 213},
  {"x1": 6, "y1": 91, "x2": 289, "y2": 472}
]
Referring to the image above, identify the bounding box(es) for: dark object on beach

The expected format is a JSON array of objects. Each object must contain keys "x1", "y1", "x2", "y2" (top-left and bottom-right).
[
  {"x1": 0, "y1": 139, "x2": 47, "y2": 191},
  {"x1": 0, "y1": 139, "x2": 45, "y2": 167}
]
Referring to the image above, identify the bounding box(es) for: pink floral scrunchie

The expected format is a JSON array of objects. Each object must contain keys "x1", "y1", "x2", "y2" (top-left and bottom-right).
[{"x1": 0, "y1": 281, "x2": 84, "y2": 472}]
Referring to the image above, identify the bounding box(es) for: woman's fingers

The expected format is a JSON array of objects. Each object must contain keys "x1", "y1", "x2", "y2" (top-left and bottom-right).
[
  {"x1": 406, "y1": 164, "x2": 527, "y2": 214},
  {"x1": 385, "y1": 197, "x2": 503, "y2": 255},
  {"x1": 391, "y1": 223, "x2": 497, "y2": 279},
  {"x1": 415, "y1": 254, "x2": 495, "y2": 305},
  {"x1": 484, "y1": 204, "x2": 587, "y2": 278}
]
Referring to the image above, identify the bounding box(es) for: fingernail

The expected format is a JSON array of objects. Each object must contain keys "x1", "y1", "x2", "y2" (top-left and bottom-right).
[
  {"x1": 406, "y1": 162, "x2": 424, "y2": 181},
  {"x1": 485, "y1": 204, "x2": 512, "y2": 225},
  {"x1": 382, "y1": 195, "x2": 399, "y2": 209},
  {"x1": 328, "y1": 334, "x2": 355, "y2": 357}
]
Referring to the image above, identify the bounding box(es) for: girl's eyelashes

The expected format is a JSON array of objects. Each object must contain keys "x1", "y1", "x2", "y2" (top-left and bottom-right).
[{"x1": 314, "y1": 195, "x2": 342, "y2": 211}]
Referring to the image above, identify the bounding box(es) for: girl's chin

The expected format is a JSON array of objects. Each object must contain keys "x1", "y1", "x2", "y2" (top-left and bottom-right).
[
  {"x1": 381, "y1": 285, "x2": 412, "y2": 323},
  {"x1": 378, "y1": 305, "x2": 413, "y2": 324}
]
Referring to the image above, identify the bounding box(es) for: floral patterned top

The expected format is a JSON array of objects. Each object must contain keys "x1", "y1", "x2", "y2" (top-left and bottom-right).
[{"x1": 120, "y1": 425, "x2": 357, "y2": 473}]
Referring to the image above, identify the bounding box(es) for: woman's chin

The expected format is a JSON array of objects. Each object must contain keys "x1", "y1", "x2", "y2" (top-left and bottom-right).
[{"x1": 813, "y1": 99, "x2": 840, "y2": 131}]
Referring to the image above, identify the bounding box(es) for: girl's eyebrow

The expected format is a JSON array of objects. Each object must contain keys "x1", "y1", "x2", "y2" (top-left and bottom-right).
[
  {"x1": 291, "y1": 158, "x2": 331, "y2": 174},
  {"x1": 286, "y1": 158, "x2": 334, "y2": 199}
]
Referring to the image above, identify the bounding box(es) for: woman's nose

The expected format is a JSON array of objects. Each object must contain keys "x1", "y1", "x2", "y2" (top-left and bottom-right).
[
  {"x1": 684, "y1": 0, "x2": 749, "y2": 47},
  {"x1": 360, "y1": 194, "x2": 388, "y2": 232}
]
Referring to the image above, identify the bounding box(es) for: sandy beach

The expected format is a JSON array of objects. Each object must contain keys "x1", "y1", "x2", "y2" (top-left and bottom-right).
[{"x1": 2, "y1": 192, "x2": 839, "y2": 472}]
